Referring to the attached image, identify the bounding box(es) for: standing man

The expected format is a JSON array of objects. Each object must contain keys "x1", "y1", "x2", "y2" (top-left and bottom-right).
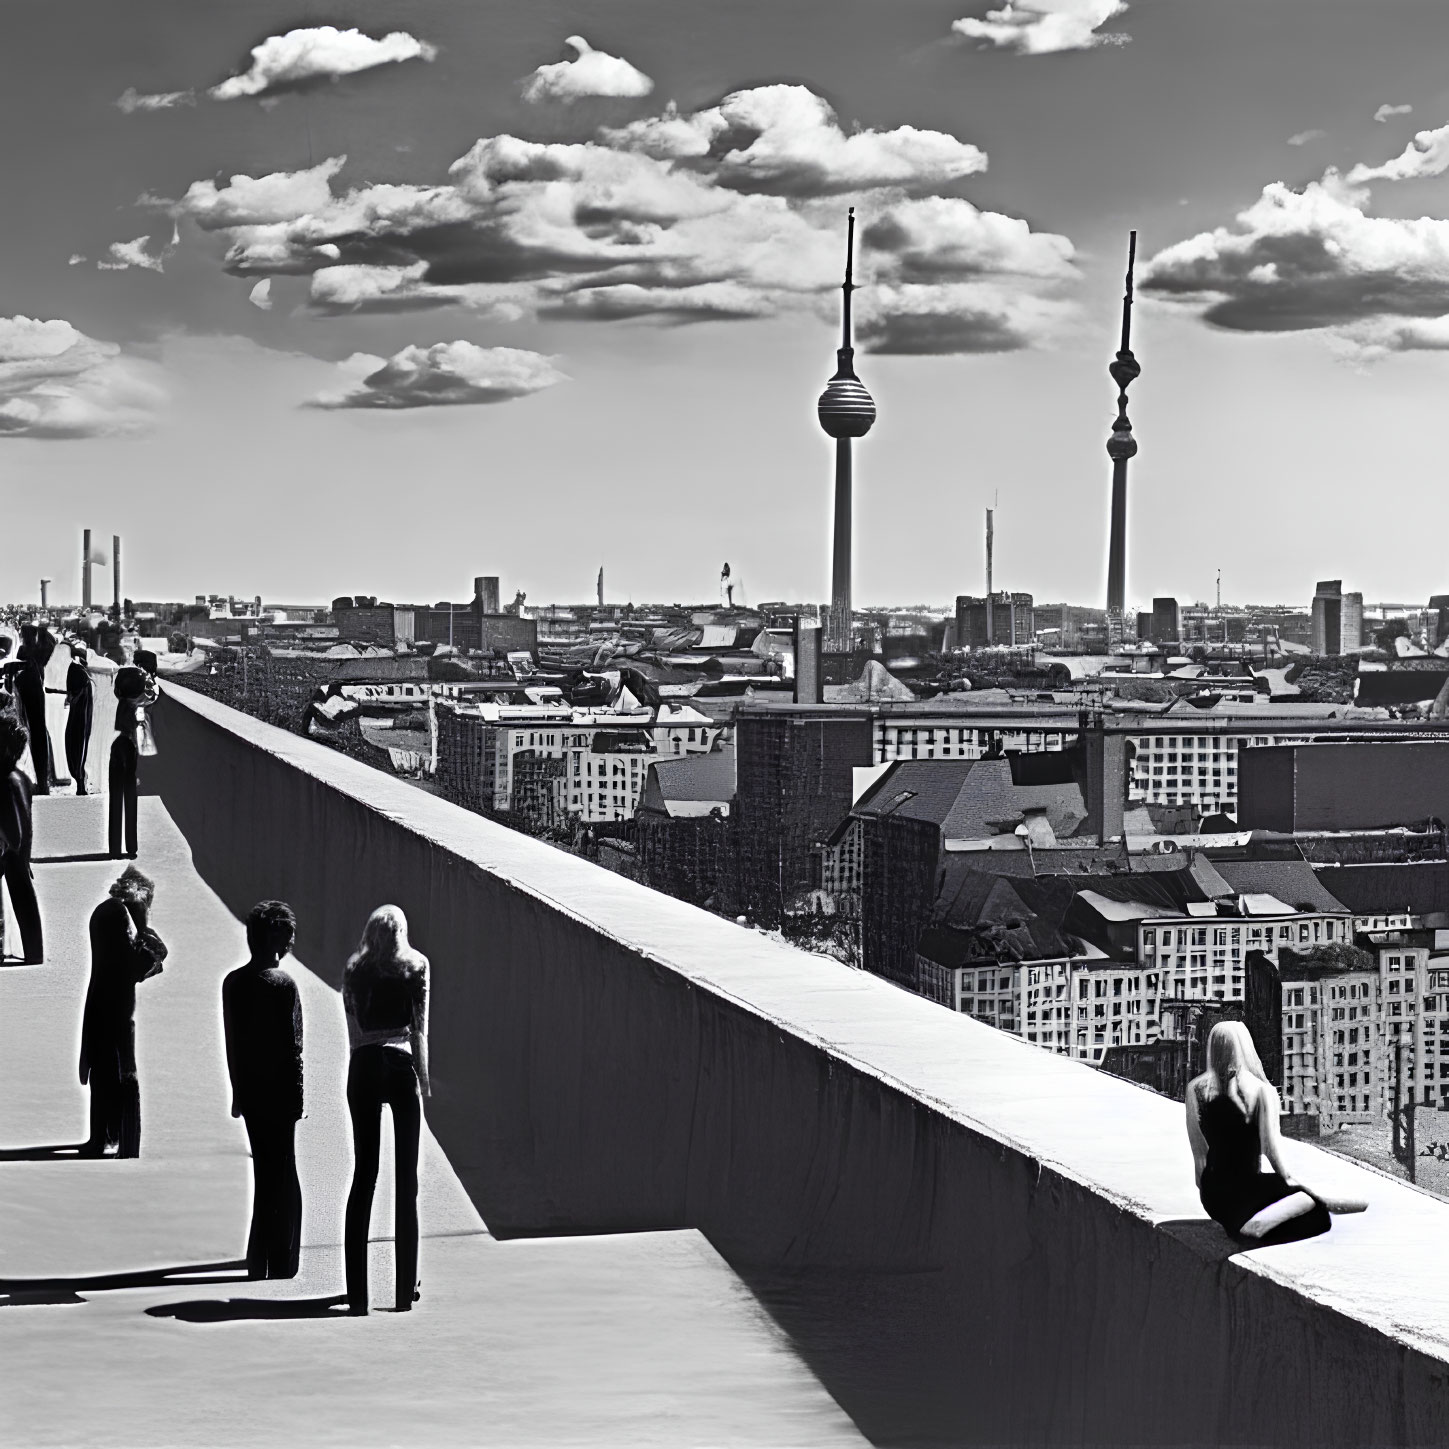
[
  {"x1": 222, "y1": 901, "x2": 305, "y2": 1280},
  {"x1": 13, "y1": 624, "x2": 51, "y2": 795},
  {"x1": 0, "y1": 717, "x2": 43, "y2": 964},
  {"x1": 80, "y1": 866, "x2": 167, "y2": 1157},
  {"x1": 63, "y1": 644, "x2": 94, "y2": 795},
  {"x1": 108, "y1": 666, "x2": 152, "y2": 860}
]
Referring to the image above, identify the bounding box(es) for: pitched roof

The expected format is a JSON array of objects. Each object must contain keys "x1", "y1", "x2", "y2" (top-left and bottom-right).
[
  {"x1": 853, "y1": 757, "x2": 1087, "y2": 842},
  {"x1": 1211, "y1": 858, "x2": 1348, "y2": 914},
  {"x1": 641, "y1": 746, "x2": 736, "y2": 815}
]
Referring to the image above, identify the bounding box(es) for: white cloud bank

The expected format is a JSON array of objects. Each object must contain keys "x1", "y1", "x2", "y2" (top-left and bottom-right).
[
  {"x1": 310, "y1": 341, "x2": 566, "y2": 409},
  {"x1": 953, "y1": 0, "x2": 1130, "y2": 55},
  {"x1": 1374, "y1": 103, "x2": 1413, "y2": 123},
  {"x1": 1142, "y1": 137, "x2": 1449, "y2": 357},
  {"x1": 523, "y1": 36, "x2": 654, "y2": 104},
  {"x1": 171, "y1": 82, "x2": 1078, "y2": 355},
  {"x1": 210, "y1": 26, "x2": 437, "y2": 100},
  {"x1": 0, "y1": 317, "x2": 165, "y2": 438}
]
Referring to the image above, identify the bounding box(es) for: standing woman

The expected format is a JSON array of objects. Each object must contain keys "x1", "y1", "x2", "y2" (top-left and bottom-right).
[
  {"x1": 342, "y1": 905, "x2": 430, "y2": 1315},
  {"x1": 63, "y1": 644, "x2": 94, "y2": 795},
  {"x1": 1186, "y1": 1021, "x2": 1367, "y2": 1246}
]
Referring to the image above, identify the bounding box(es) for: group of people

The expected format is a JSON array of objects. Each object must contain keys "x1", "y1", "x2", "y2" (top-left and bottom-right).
[
  {"x1": 0, "y1": 639, "x2": 159, "y2": 967},
  {"x1": 80, "y1": 871, "x2": 431, "y2": 1315}
]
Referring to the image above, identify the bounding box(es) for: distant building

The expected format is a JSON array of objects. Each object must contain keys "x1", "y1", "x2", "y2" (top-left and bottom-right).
[
  {"x1": 955, "y1": 592, "x2": 1034, "y2": 649},
  {"x1": 1311, "y1": 580, "x2": 1363, "y2": 655},
  {"x1": 1150, "y1": 597, "x2": 1181, "y2": 644},
  {"x1": 636, "y1": 746, "x2": 736, "y2": 910},
  {"x1": 1238, "y1": 741, "x2": 1449, "y2": 832},
  {"x1": 333, "y1": 598, "x2": 416, "y2": 648},
  {"x1": 733, "y1": 708, "x2": 874, "y2": 927},
  {"x1": 434, "y1": 700, "x2": 723, "y2": 828}
]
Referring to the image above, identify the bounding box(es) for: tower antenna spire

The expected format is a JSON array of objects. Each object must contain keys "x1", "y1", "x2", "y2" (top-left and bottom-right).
[
  {"x1": 841, "y1": 206, "x2": 856, "y2": 351},
  {"x1": 1104, "y1": 230, "x2": 1141, "y2": 636}
]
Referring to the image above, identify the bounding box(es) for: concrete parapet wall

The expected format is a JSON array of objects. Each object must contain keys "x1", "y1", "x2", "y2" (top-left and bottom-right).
[{"x1": 149, "y1": 684, "x2": 1449, "y2": 1447}]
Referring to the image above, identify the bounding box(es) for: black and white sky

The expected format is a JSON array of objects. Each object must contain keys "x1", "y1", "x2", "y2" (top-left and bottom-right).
[{"x1": 6, "y1": 0, "x2": 1449, "y2": 610}]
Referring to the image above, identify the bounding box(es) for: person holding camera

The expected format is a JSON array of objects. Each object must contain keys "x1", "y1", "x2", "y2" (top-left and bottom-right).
[
  {"x1": 109, "y1": 664, "x2": 156, "y2": 860},
  {"x1": 79, "y1": 866, "x2": 167, "y2": 1157}
]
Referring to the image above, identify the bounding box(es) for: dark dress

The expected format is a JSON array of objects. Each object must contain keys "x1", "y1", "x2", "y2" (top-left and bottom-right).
[
  {"x1": 223, "y1": 964, "x2": 305, "y2": 1279},
  {"x1": 1198, "y1": 1087, "x2": 1331, "y2": 1245},
  {"x1": 64, "y1": 660, "x2": 93, "y2": 793},
  {"x1": 80, "y1": 897, "x2": 167, "y2": 1156}
]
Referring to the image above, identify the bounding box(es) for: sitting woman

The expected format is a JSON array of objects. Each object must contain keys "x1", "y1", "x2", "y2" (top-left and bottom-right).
[{"x1": 1186, "y1": 1021, "x2": 1368, "y2": 1246}]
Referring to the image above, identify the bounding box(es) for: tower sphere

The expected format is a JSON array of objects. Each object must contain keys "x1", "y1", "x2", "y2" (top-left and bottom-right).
[
  {"x1": 1106, "y1": 423, "x2": 1137, "y2": 462},
  {"x1": 818, "y1": 366, "x2": 876, "y2": 438}
]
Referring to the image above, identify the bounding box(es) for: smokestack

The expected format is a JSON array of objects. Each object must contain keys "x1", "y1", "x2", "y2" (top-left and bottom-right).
[
  {"x1": 40, "y1": 579, "x2": 50, "y2": 610},
  {"x1": 986, "y1": 508, "x2": 995, "y2": 646},
  {"x1": 112, "y1": 534, "x2": 121, "y2": 620},
  {"x1": 794, "y1": 615, "x2": 823, "y2": 705},
  {"x1": 597, "y1": 567, "x2": 604, "y2": 608},
  {"x1": 83, "y1": 528, "x2": 92, "y2": 610}
]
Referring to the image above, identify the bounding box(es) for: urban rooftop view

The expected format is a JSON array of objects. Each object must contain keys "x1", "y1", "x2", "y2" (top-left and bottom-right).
[{"x1": 8, "y1": 3, "x2": 1449, "y2": 1446}]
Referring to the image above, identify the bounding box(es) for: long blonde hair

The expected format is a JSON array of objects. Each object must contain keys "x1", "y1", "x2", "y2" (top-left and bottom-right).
[
  {"x1": 1202, "y1": 1020, "x2": 1268, "y2": 1118},
  {"x1": 347, "y1": 904, "x2": 426, "y2": 977}
]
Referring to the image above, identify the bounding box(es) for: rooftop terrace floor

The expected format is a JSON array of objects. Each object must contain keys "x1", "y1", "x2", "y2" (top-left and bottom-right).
[{"x1": 0, "y1": 795, "x2": 864, "y2": 1448}]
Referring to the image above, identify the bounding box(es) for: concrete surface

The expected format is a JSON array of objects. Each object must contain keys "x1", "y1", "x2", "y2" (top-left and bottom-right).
[
  {"x1": 143, "y1": 683, "x2": 1449, "y2": 1446},
  {"x1": 0, "y1": 794, "x2": 866, "y2": 1449}
]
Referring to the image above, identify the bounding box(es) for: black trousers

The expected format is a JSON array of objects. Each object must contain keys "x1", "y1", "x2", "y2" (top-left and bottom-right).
[
  {"x1": 65, "y1": 698, "x2": 91, "y2": 793},
  {"x1": 344, "y1": 1045, "x2": 421, "y2": 1312},
  {"x1": 244, "y1": 1112, "x2": 302, "y2": 1279},
  {"x1": 108, "y1": 737, "x2": 137, "y2": 858},
  {"x1": 0, "y1": 848, "x2": 42, "y2": 963},
  {"x1": 18, "y1": 683, "x2": 50, "y2": 793},
  {"x1": 86, "y1": 1031, "x2": 141, "y2": 1157}
]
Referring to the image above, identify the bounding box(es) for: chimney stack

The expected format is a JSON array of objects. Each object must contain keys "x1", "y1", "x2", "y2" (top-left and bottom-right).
[
  {"x1": 83, "y1": 529, "x2": 92, "y2": 610},
  {"x1": 794, "y1": 615, "x2": 823, "y2": 705},
  {"x1": 112, "y1": 534, "x2": 122, "y2": 620},
  {"x1": 474, "y1": 576, "x2": 500, "y2": 614}
]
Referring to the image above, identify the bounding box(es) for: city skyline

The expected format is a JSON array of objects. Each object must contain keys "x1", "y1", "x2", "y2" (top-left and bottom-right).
[{"x1": 6, "y1": 2, "x2": 1449, "y2": 608}]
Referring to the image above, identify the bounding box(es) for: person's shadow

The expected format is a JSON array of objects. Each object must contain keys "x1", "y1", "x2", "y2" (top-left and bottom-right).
[
  {"x1": 0, "y1": 1142, "x2": 101, "y2": 1160},
  {"x1": 147, "y1": 1294, "x2": 351, "y2": 1323},
  {"x1": 0, "y1": 1260, "x2": 251, "y2": 1309},
  {"x1": 1155, "y1": 1217, "x2": 1248, "y2": 1262}
]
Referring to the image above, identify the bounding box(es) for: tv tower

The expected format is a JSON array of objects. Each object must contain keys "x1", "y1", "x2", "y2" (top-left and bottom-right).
[
  {"x1": 817, "y1": 208, "x2": 876, "y2": 653},
  {"x1": 1104, "y1": 231, "x2": 1140, "y2": 640}
]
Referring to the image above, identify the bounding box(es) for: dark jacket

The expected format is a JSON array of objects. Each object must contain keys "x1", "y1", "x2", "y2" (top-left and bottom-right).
[
  {"x1": 0, "y1": 768, "x2": 32, "y2": 859},
  {"x1": 80, "y1": 897, "x2": 167, "y2": 1083},
  {"x1": 222, "y1": 965, "x2": 304, "y2": 1120}
]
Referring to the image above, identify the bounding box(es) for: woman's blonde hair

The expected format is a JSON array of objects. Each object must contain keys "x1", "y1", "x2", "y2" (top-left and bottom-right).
[
  {"x1": 1204, "y1": 1020, "x2": 1268, "y2": 1117},
  {"x1": 347, "y1": 904, "x2": 425, "y2": 975}
]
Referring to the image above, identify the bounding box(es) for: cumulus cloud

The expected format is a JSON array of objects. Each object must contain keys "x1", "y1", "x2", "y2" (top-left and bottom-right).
[
  {"x1": 953, "y1": 0, "x2": 1129, "y2": 55},
  {"x1": 309, "y1": 340, "x2": 565, "y2": 409},
  {"x1": 97, "y1": 234, "x2": 168, "y2": 272},
  {"x1": 605, "y1": 85, "x2": 986, "y2": 195},
  {"x1": 1141, "y1": 169, "x2": 1449, "y2": 347},
  {"x1": 523, "y1": 36, "x2": 654, "y2": 104},
  {"x1": 1347, "y1": 122, "x2": 1449, "y2": 184},
  {"x1": 1287, "y1": 129, "x2": 1326, "y2": 147},
  {"x1": 176, "y1": 156, "x2": 349, "y2": 230},
  {"x1": 248, "y1": 279, "x2": 273, "y2": 311},
  {"x1": 116, "y1": 86, "x2": 194, "y2": 113},
  {"x1": 170, "y1": 83, "x2": 1076, "y2": 355},
  {"x1": 1374, "y1": 103, "x2": 1413, "y2": 123},
  {"x1": 859, "y1": 284, "x2": 1072, "y2": 353},
  {"x1": 209, "y1": 26, "x2": 436, "y2": 101},
  {"x1": 0, "y1": 316, "x2": 165, "y2": 439}
]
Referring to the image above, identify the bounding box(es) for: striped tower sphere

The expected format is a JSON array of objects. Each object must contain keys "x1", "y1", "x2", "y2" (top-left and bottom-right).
[{"x1": 817, "y1": 363, "x2": 876, "y2": 439}]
